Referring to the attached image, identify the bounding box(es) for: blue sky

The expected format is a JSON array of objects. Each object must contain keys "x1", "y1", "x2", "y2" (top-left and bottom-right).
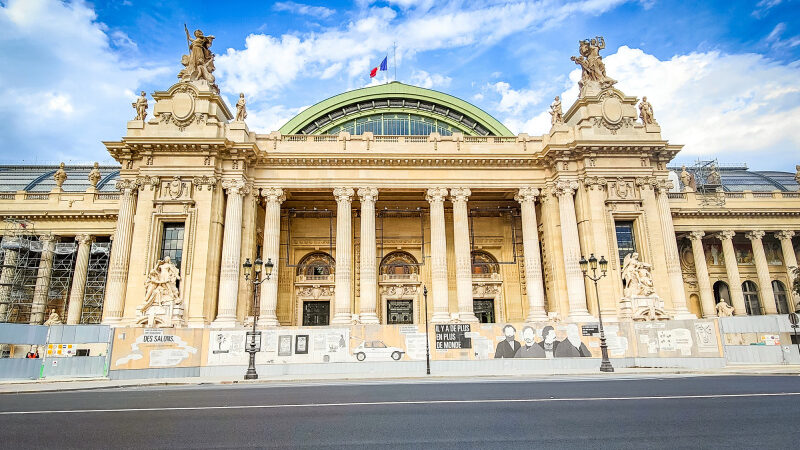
[{"x1": 0, "y1": 0, "x2": 798, "y2": 169}]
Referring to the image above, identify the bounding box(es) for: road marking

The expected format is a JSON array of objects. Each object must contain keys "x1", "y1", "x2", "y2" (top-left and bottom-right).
[{"x1": 2, "y1": 392, "x2": 800, "y2": 415}]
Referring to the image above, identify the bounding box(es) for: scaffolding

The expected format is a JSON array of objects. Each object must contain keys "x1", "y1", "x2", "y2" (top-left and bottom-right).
[
  {"x1": 691, "y1": 158, "x2": 722, "y2": 192},
  {"x1": 46, "y1": 242, "x2": 77, "y2": 320},
  {"x1": 0, "y1": 219, "x2": 42, "y2": 323},
  {"x1": 81, "y1": 241, "x2": 111, "y2": 324}
]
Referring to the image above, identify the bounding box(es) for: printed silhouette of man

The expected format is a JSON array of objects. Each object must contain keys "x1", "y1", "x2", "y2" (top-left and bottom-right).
[
  {"x1": 494, "y1": 324, "x2": 520, "y2": 358},
  {"x1": 539, "y1": 325, "x2": 558, "y2": 359},
  {"x1": 515, "y1": 326, "x2": 545, "y2": 358},
  {"x1": 554, "y1": 324, "x2": 591, "y2": 357}
]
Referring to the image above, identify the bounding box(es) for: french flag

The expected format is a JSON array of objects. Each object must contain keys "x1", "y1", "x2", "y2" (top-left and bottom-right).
[{"x1": 370, "y1": 56, "x2": 388, "y2": 78}]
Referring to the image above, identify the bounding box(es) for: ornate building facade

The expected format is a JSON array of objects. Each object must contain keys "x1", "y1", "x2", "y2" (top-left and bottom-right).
[{"x1": 1, "y1": 37, "x2": 798, "y2": 333}]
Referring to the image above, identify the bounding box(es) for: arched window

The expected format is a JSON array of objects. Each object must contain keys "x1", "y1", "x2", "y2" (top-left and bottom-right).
[
  {"x1": 471, "y1": 250, "x2": 500, "y2": 275},
  {"x1": 713, "y1": 281, "x2": 731, "y2": 305},
  {"x1": 296, "y1": 252, "x2": 335, "y2": 276},
  {"x1": 379, "y1": 251, "x2": 419, "y2": 275},
  {"x1": 772, "y1": 280, "x2": 790, "y2": 315},
  {"x1": 742, "y1": 281, "x2": 762, "y2": 315}
]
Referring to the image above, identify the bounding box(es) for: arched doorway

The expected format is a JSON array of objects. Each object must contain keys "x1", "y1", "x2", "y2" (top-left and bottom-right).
[
  {"x1": 742, "y1": 281, "x2": 762, "y2": 315},
  {"x1": 772, "y1": 280, "x2": 790, "y2": 315},
  {"x1": 295, "y1": 252, "x2": 335, "y2": 326},
  {"x1": 379, "y1": 251, "x2": 420, "y2": 324},
  {"x1": 471, "y1": 250, "x2": 501, "y2": 323},
  {"x1": 713, "y1": 281, "x2": 731, "y2": 305}
]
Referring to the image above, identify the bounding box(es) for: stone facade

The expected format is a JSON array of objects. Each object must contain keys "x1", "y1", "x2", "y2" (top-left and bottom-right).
[{"x1": 0, "y1": 41, "x2": 798, "y2": 329}]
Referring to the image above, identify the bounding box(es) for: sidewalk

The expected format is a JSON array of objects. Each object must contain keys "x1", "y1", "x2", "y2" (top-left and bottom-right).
[{"x1": 1, "y1": 365, "x2": 798, "y2": 394}]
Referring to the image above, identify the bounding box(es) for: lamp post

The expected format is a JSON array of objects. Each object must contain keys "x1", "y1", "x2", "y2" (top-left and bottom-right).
[
  {"x1": 423, "y1": 285, "x2": 431, "y2": 375},
  {"x1": 242, "y1": 257, "x2": 274, "y2": 380},
  {"x1": 579, "y1": 253, "x2": 614, "y2": 373}
]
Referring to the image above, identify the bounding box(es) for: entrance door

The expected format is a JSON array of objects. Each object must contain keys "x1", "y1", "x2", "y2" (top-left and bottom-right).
[
  {"x1": 473, "y1": 299, "x2": 495, "y2": 323},
  {"x1": 302, "y1": 301, "x2": 330, "y2": 326},
  {"x1": 387, "y1": 300, "x2": 413, "y2": 324}
]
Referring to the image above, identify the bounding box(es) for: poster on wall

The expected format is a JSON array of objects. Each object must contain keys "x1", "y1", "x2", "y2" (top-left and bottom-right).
[
  {"x1": 278, "y1": 335, "x2": 292, "y2": 356},
  {"x1": 295, "y1": 335, "x2": 309, "y2": 354},
  {"x1": 435, "y1": 324, "x2": 472, "y2": 350}
]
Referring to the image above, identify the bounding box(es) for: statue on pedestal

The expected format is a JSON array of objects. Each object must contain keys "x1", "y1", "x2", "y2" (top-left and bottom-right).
[
  {"x1": 136, "y1": 256, "x2": 183, "y2": 327},
  {"x1": 638, "y1": 96, "x2": 655, "y2": 125},
  {"x1": 571, "y1": 36, "x2": 617, "y2": 92},
  {"x1": 716, "y1": 301, "x2": 735, "y2": 317},
  {"x1": 179, "y1": 25, "x2": 217, "y2": 91},
  {"x1": 680, "y1": 165, "x2": 696, "y2": 192},
  {"x1": 43, "y1": 309, "x2": 62, "y2": 325},
  {"x1": 88, "y1": 162, "x2": 102, "y2": 188},
  {"x1": 619, "y1": 253, "x2": 668, "y2": 321},
  {"x1": 132, "y1": 91, "x2": 148, "y2": 121},
  {"x1": 549, "y1": 96, "x2": 563, "y2": 125},
  {"x1": 235, "y1": 93, "x2": 247, "y2": 121},
  {"x1": 707, "y1": 166, "x2": 722, "y2": 185},
  {"x1": 53, "y1": 162, "x2": 67, "y2": 189}
]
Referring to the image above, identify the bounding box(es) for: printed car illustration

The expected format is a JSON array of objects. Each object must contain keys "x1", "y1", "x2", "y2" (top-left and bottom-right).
[{"x1": 353, "y1": 340, "x2": 405, "y2": 361}]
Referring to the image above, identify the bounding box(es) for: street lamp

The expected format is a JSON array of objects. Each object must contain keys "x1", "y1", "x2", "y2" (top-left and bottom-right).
[
  {"x1": 242, "y1": 257, "x2": 274, "y2": 380},
  {"x1": 422, "y1": 285, "x2": 431, "y2": 375},
  {"x1": 579, "y1": 253, "x2": 614, "y2": 373}
]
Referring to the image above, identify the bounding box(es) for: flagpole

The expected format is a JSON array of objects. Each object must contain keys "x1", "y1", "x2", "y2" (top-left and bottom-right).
[{"x1": 393, "y1": 42, "x2": 397, "y2": 82}]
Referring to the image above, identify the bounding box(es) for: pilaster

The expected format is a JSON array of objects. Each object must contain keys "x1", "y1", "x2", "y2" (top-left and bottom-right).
[
  {"x1": 555, "y1": 180, "x2": 592, "y2": 321},
  {"x1": 212, "y1": 178, "x2": 248, "y2": 327},
  {"x1": 515, "y1": 187, "x2": 548, "y2": 322}
]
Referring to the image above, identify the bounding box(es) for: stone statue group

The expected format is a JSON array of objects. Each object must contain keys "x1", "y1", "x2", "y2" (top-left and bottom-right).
[{"x1": 137, "y1": 256, "x2": 183, "y2": 327}]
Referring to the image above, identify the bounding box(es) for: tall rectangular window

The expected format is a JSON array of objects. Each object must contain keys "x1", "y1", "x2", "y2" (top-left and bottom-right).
[
  {"x1": 615, "y1": 221, "x2": 636, "y2": 266},
  {"x1": 160, "y1": 222, "x2": 185, "y2": 272}
]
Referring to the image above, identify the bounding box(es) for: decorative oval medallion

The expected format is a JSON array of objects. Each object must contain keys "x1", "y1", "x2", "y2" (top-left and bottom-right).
[
  {"x1": 602, "y1": 97, "x2": 623, "y2": 123},
  {"x1": 172, "y1": 92, "x2": 194, "y2": 120}
]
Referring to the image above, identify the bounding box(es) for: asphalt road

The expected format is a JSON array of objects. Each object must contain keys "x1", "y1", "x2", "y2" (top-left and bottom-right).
[{"x1": 0, "y1": 375, "x2": 798, "y2": 449}]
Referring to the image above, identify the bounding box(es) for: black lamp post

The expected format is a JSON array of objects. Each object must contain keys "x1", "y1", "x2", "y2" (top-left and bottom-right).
[
  {"x1": 243, "y1": 256, "x2": 274, "y2": 380},
  {"x1": 579, "y1": 253, "x2": 614, "y2": 373},
  {"x1": 423, "y1": 285, "x2": 431, "y2": 375}
]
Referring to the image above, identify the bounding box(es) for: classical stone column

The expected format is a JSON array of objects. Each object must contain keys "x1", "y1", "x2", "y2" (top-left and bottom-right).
[
  {"x1": 515, "y1": 187, "x2": 547, "y2": 322},
  {"x1": 747, "y1": 230, "x2": 777, "y2": 314},
  {"x1": 30, "y1": 235, "x2": 55, "y2": 324},
  {"x1": 427, "y1": 187, "x2": 451, "y2": 323},
  {"x1": 775, "y1": 231, "x2": 798, "y2": 308},
  {"x1": 0, "y1": 239, "x2": 18, "y2": 319},
  {"x1": 66, "y1": 234, "x2": 93, "y2": 324},
  {"x1": 554, "y1": 180, "x2": 592, "y2": 321},
  {"x1": 357, "y1": 187, "x2": 380, "y2": 324},
  {"x1": 213, "y1": 178, "x2": 248, "y2": 327},
  {"x1": 102, "y1": 179, "x2": 137, "y2": 324},
  {"x1": 332, "y1": 187, "x2": 355, "y2": 325},
  {"x1": 449, "y1": 188, "x2": 478, "y2": 323},
  {"x1": 715, "y1": 231, "x2": 747, "y2": 315},
  {"x1": 688, "y1": 231, "x2": 716, "y2": 318},
  {"x1": 257, "y1": 188, "x2": 285, "y2": 326},
  {"x1": 655, "y1": 180, "x2": 695, "y2": 318}
]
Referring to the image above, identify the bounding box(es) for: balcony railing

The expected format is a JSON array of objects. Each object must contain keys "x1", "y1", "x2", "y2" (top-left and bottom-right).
[
  {"x1": 296, "y1": 274, "x2": 335, "y2": 283},
  {"x1": 380, "y1": 273, "x2": 419, "y2": 282}
]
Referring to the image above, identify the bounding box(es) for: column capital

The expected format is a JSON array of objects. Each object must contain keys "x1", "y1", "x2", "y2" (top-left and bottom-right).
[
  {"x1": 715, "y1": 230, "x2": 736, "y2": 241},
  {"x1": 746, "y1": 230, "x2": 765, "y2": 241},
  {"x1": 38, "y1": 234, "x2": 55, "y2": 244},
  {"x1": 114, "y1": 178, "x2": 139, "y2": 195},
  {"x1": 74, "y1": 234, "x2": 93, "y2": 246},
  {"x1": 357, "y1": 187, "x2": 379, "y2": 203},
  {"x1": 260, "y1": 187, "x2": 286, "y2": 204},
  {"x1": 583, "y1": 177, "x2": 608, "y2": 191},
  {"x1": 655, "y1": 178, "x2": 674, "y2": 193},
  {"x1": 333, "y1": 187, "x2": 354, "y2": 203},
  {"x1": 774, "y1": 230, "x2": 796, "y2": 242},
  {"x1": 687, "y1": 230, "x2": 706, "y2": 241},
  {"x1": 514, "y1": 187, "x2": 540, "y2": 204},
  {"x1": 221, "y1": 177, "x2": 248, "y2": 195},
  {"x1": 635, "y1": 176, "x2": 658, "y2": 190},
  {"x1": 449, "y1": 187, "x2": 471, "y2": 203},
  {"x1": 425, "y1": 187, "x2": 448, "y2": 203},
  {"x1": 554, "y1": 180, "x2": 579, "y2": 197}
]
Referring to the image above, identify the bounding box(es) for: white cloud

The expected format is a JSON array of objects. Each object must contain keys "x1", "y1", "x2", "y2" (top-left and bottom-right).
[
  {"x1": 245, "y1": 103, "x2": 309, "y2": 133},
  {"x1": 0, "y1": 0, "x2": 169, "y2": 163},
  {"x1": 490, "y1": 81, "x2": 543, "y2": 115},
  {"x1": 273, "y1": 2, "x2": 336, "y2": 18},
  {"x1": 752, "y1": 0, "x2": 783, "y2": 18},
  {"x1": 216, "y1": 0, "x2": 628, "y2": 97},
  {"x1": 764, "y1": 22, "x2": 800, "y2": 49},
  {"x1": 597, "y1": 46, "x2": 800, "y2": 167},
  {"x1": 408, "y1": 70, "x2": 451, "y2": 89}
]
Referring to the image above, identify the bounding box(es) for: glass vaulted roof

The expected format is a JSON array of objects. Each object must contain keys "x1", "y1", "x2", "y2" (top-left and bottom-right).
[
  {"x1": 669, "y1": 165, "x2": 799, "y2": 192},
  {"x1": 0, "y1": 165, "x2": 120, "y2": 193}
]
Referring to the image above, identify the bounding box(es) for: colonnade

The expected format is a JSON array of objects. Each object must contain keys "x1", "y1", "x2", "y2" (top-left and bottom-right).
[
  {"x1": 687, "y1": 229, "x2": 798, "y2": 317},
  {"x1": 210, "y1": 183, "x2": 637, "y2": 326}
]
